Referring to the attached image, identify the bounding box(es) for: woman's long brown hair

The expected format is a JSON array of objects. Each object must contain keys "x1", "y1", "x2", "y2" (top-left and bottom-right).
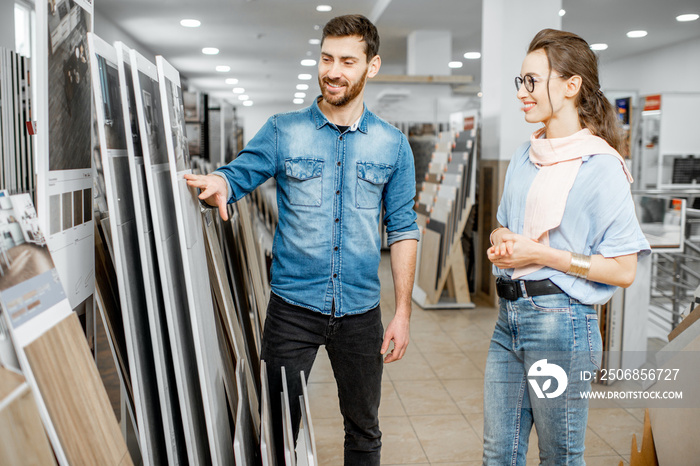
[{"x1": 528, "y1": 28, "x2": 623, "y2": 152}]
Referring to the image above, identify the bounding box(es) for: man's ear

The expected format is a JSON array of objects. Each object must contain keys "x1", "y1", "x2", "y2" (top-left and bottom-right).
[{"x1": 367, "y1": 55, "x2": 381, "y2": 79}]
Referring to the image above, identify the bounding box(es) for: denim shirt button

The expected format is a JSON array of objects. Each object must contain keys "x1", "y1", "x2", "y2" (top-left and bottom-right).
[
  {"x1": 334, "y1": 246, "x2": 338, "y2": 251},
  {"x1": 336, "y1": 161, "x2": 341, "y2": 166},
  {"x1": 335, "y1": 190, "x2": 340, "y2": 195},
  {"x1": 339, "y1": 136, "x2": 343, "y2": 140},
  {"x1": 335, "y1": 218, "x2": 339, "y2": 223},
  {"x1": 333, "y1": 273, "x2": 338, "y2": 278}
]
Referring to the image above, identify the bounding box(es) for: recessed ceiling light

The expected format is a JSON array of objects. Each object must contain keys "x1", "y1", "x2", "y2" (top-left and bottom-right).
[
  {"x1": 676, "y1": 13, "x2": 699, "y2": 22},
  {"x1": 301, "y1": 59, "x2": 317, "y2": 66},
  {"x1": 297, "y1": 84, "x2": 309, "y2": 90},
  {"x1": 243, "y1": 101, "x2": 253, "y2": 107},
  {"x1": 626, "y1": 30, "x2": 648, "y2": 38},
  {"x1": 180, "y1": 19, "x2": 201, "y2": 28},
  {"x1": 590, "y1": 43, "x2": 608, "y2": 51},
  {"x1": 463, "y1": 52, "x2": 481, "y2": 59},
  {"x1": 216, "y1": 65, "x2": 231, "y2": 72},
  {"x1": 202, "y1": 47, "x2": 219, "y2": 55},
  {"x1": 238, "y1": 95, "x2": 249, "y2": 101},
  {"x1": 309, "y1": 39, "x2": 321, "y2": 45},
  {"x1": 448, "y1": 61, "x2": 463, "y2": 69},
  {"x1": 477, "y1": 92, "x2": 483, "y2": 98},
  {"x1": 293, "y1": 98, "x2": 304, "y2": 104},
  {"x1": 559, "y1": 9, "x2": 566, "y2": 16},
  {"x1": 314, "y1": 25, "x2": 321, "y2": 31},
  {"x1": 232, "y1": 87, "x2": 245, "y2": 94},
  {"x1": 298, "y1": 73, "x2": 312, "y2": 80},
  {"x1": 294, "y1": 92, "x2": 306, "y2": 98},
  {"x1": 316, "y1": 5, "x2": 332, "y2": 12},
  {"x1": 225, "y1": 78, "x2": 239, "y2": 85}
]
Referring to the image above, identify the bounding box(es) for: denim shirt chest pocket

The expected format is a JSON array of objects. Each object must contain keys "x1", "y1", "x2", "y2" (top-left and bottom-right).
[
  {"x1": 285, "y1": 157, "x2": 324, "y2": 207},
  {"x1": 356, "y1": 161, "x2": 393, "y2": 209}
]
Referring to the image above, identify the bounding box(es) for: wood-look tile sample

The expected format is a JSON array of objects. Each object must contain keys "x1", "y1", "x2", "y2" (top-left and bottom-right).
[
  {"x1": 0, "y1": 368, "x2": 56, "y2": 466},
  {"x1": 24, "y1": 313, "x2": 132, "y2": 465}
]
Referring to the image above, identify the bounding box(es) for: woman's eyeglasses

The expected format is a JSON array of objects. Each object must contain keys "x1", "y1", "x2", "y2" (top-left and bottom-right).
[{"x1": 515, "y1": 74, "x2": 566, "y2": 92}]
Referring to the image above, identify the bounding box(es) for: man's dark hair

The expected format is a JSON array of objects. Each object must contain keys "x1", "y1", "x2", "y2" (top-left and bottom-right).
[{"x1": 321, "y1": 15, "x2": 380, "y2": 61}]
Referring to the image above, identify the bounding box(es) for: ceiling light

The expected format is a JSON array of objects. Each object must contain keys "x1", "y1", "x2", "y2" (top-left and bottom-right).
[
  {"x1": 676, "y1": 14, "x2": 699, "y2": 22},
  {"x1": 243, "y1": 101, "x2": 253, "y2": 107},
  {"x1": 238, "y1": 95, "x2": 249, "y2": 101},
  {"x1": 448, "y1": 61, "x2": 463, "y2": 69},
  {"x1": 180, "y1": 19, "x2": 201, "y2": 28},
  {"x1": 296, "y1": 84, "x2": 309, "y2": 90},
  {"x1": 314, "y1": 25, "x2": 321, "y2": 31},
  {"x1": 298, "y1": 73, "x2": 312, "y2": 80},
  {"x1": 232, "y1": 87, "x2": 245, "y2": 94},
  {"x1": 590, "y1": 43, "x2": 608, "y2": 51},
  {"x1": 559, "y1": 9, "x2": 566, "y2": 16},
  {"x1": 309, "y1": 38, "x2": 321, "y2": 45},
  {"x1": 316, "y1": 5, "x2": 332, "y2": 12},
  {"x1": 477, "y1": 92, "x2": 483, "y2": 98},
  {"x1": 202, "y1": 47, "x2": 219, "y2": 55},
  {"x1": 626, "y1": 30, "x2": 648, "y2": 38},
  {"x1": 463, "y1": 52, "x2": 481, "y2": 59},
  {"x1": 216, "y1": 65, "x2": 231, "y2": 72},
  {"x1": 294, "y1": 92, "x2": 306, "y2": 98},
  {"x1": 293, "y1": 98, "x2": 304, "y2": 104},
  {"x1": 301, "y1": 59, "x2": 317, "y2": 66},
  {"x1": 225, "y1": 78, "x2": 239, "y2": 85}
]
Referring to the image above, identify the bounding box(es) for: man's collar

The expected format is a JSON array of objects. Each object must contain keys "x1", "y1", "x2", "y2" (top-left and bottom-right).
[{"x1": 311, "y1": 97, "x2": 369, "y2": 134}]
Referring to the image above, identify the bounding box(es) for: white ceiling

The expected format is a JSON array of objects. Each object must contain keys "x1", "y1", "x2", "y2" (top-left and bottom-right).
[{"x1": 94, "y1": 0, "x2": 700, "y2": 109}]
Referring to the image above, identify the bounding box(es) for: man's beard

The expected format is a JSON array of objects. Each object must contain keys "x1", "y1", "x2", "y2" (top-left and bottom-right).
[{"x1": 319, "y1": 68, "x2": 368, "y2": 107}]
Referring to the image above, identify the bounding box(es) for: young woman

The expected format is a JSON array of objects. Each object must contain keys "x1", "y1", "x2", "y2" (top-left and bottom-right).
[{"x1": 483, "y1": 29, "x2": 650, "y2": 465}]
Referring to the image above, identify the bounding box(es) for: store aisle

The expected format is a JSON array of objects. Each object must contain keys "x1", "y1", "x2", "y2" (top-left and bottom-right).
[{"x1": 306, "y1": 251, "x2": 644, "y2": 465}]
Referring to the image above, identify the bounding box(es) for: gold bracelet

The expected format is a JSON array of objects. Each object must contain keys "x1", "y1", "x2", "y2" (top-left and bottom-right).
[
  {"x1": 489, "y1": 227, "x2": 503, "y2": 246},
  {"x1": 567, "y1": 253, "x2": 591, "y2": 279}
]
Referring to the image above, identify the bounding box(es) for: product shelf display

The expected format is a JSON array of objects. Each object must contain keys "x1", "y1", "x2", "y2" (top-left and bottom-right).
[{"x1": 412, "y1": 111, "x2": 478, "y2": 309}]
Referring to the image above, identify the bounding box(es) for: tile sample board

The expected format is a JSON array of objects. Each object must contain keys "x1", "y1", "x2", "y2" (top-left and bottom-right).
[
  {"x1": 299, "y1": 370, "x2": 318, "y2": 466},
  {"x1": 157, "y1": 55, "x2": 233, "y2": 466},
  {"x1": 0, "y1": 194, "x2": 131, "y2": 466},
  {"x1": 281, "y1": 366, "x2": 296, "y2": 466},
  {"x1": 0, "y1": 367, "x2": 56, "y2": 466},
  {"x1": 87, "y1": 33, "x2": 166, "y2": 466},
  {"x1": 234, "y1": 358, "x2": 261, "y2": 466},
  {"x1": 114, "y1": 41, "x2": 186, "y2": 466},
  {"x1": 260, "y1": 361, "x2": 276, "y2": 466},
  {"x1": 36, "y1": 0, "x2": 95, "y2": 308},
  {"x1": 130, "y1": 49, "x2": 208, "y2": 465}
]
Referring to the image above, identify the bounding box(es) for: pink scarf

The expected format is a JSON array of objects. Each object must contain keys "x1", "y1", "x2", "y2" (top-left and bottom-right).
[{"x1": 512, "y1": 127, "x2": 633, "y2": 279}]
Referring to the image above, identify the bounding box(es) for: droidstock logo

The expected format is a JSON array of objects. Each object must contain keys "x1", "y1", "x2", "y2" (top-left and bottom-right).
[{"x1": 528, "y1": 359, "x2": 568, "y2": 399}]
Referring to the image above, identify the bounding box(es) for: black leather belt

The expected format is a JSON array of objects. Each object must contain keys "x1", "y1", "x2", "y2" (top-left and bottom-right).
[{"x1": 496, "y1": 278, "x2": 564, "y2": 301}]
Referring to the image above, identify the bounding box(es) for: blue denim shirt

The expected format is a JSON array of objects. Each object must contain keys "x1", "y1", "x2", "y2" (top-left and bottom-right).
[{"x1": 214, "y1": 98, "x2": 419, "y2": 316}]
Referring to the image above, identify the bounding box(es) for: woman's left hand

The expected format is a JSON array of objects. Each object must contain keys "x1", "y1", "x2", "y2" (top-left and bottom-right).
[{"x1": 487, "y1": 233, "x2": 543, "y2": 269}]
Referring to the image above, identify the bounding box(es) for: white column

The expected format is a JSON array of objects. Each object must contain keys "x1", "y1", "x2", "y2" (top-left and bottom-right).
[
  {"x1": 407, "y1": 30, "x2": 451, "y2": 76},
  {"x1": 0, "y1": 1, "x2": 15, "y2": 50},
  {"x1": 481, "y1": 0, "x2": 562, "y2": 161}
]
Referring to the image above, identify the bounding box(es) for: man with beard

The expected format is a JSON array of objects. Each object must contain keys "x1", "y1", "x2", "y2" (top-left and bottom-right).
[{"x1": 185, "y1": 14, "x2": 419, "y2": 465}]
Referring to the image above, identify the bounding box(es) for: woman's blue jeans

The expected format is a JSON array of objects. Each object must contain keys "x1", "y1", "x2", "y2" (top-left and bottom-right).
[{"x1": 482, "y1": 287, "x2": 603, "y2": 466}]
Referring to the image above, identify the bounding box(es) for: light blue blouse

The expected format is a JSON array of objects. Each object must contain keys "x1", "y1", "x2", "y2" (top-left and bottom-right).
[{"x1": 494, "y1": 141, "x2": 651, "y2": 305}]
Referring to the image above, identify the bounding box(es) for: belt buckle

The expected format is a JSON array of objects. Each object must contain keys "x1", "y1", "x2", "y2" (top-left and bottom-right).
[{"x1": 497, "y1": 280, "x2": 519, "y2": 301}]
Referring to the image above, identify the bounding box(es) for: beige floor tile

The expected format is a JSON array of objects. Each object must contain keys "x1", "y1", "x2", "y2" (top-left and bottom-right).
[
  {"x1": 377, "y1": 416, "x2": 428, "y2": 464},
  {"x1": 446, "y1": 326, "x2": 493, "y2": 353},
  {"x1": 380, "y1": 381, "x2": 407, "y2": 417},
  {"x1": 308, "y1": 347, "x2": 335, "y2": 384},
  {"x1": 394, "y1": 380, "x2": 459, "y2": 416},
  {"x1": 410, "y1": 414, "x2": 483, "y2": 463},
  {"x1": 312, "y1": 416, "x2": 345, "y2": 466},
  {"x1": 411, "y1": 329, "x2": 462, "y2": 353},
  {"x1": 384, "y1": 349, "x2": 436, "y2": 381},
  {"x1": 624, "y1": 407, "x2": 646, "y2": 423},
  {"x1": 464, "y1": 412, "x2": 484, "y2": 440},
  {"x1": 442, "y1": 378, "x2": 484, "y2": 415},
  {"x1": 585, "y1": 427, "x2": 618, "y2": 457},
  {"x1": 307, "y1": 382, "x2": 340, "y2": 419},
  {"x1": 423, "y1": 351, "x2": 483, "y2": 380},
  {"x1": 587, "y1": 408, "x2": 643, "y2": 457},
  {"x1": 583, "y1": 455, "x2": 627, "y2": 466},
  {"x1": 526, "y1": 426, "x2": 539, "y2": 459},
  {"x1": 464, "y1": 349, "x2": 489, "y2": 374}
]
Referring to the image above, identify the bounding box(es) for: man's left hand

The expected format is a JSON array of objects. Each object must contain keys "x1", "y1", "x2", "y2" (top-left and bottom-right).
[{"x1": 381, "y1": 313, "x2": 410, "y2": 363}]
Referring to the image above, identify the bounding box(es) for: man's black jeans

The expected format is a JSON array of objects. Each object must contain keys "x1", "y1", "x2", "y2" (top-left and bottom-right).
[{"x1": 261, "y1": 292, "x2": 384, "y2": 466}]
